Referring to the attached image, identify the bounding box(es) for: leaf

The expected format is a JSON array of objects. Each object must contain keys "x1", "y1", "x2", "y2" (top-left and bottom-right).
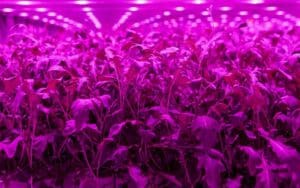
[
  {"x1": 291, "y1": 109, "x2": 300, "y2": 134},
  {"x1": 259, "y1": 128, "x2": 300, "y2": 161},
  {"x1": 108, "y1": 122, "x2": 124, "y2": 138},
  {"x1": 239, "y1": 146, "x2": 261, "y2": 175},
  {"x1": 95, "y1": 138, "x2": 116, "y2": 167},
  {"x1": 225, "y1": 176, "x2": 242, "y2": 188},
  {"x1": 128, "y1": 165, "x2": 148, "y2": 188},
  {"x1": 63, "y1": 119, "x2": 98, "y2": 136},
  {"x1": 99, "y1": 94, "x2": 111, "y2": 109},
  {"x1": 255, "y1": 157, "x2": 277, "y2": 188},
  {"x1": 0, "y1": 136, "x2": 22, "y2": 158},
  {"x1": 71, "y1": 98, "x2": 100, "y2": 129},
  {"x1": 280, "y1": 95, "x2": 299, "y2": 109},
  {"x1": 111, "y1": 146, "x2": 128, "y2": 165},
  {"x1": 191, "y1": 116, "x2": 220, "y2": 147},
  {"x1": 3, "y1": 76, "x2": 21, "y2": 93},
  {"x1": 157, "y1": 172, "x2": 182, "y2": 187},
  {"x1": 32, "y1": 134, "x2": 54, "y2": 159},
  {"x1": 268, "y1": 138, "x2": 299, "y2": 161},
  {"x1": 10, "y1": 88, "x2": 26, "y2": 113},
  {"x1": 202, "y1": 155, "x2": 225, "y2": 188}
]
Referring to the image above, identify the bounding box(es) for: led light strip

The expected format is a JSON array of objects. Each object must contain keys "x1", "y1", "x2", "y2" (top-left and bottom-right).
[
  {"x1": 113, "y1": 11, "x2": 132, "y2": 31},
  {"x1": 87, "y1": 12, "x2": 101, "y2": 29}
]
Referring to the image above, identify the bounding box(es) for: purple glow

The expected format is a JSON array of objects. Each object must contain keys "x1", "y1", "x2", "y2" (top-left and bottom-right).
[
  {"x1": 86, "y1": 12, "x2": 101, "y2": 29},
  {"x1": 82, "y1": 7, "x2": 92, "y2": 12},
  {"x1": 56, "y1": 15, "x2": 63, "y2": 20},
  {"x1": 135, "y1": 0, "x2": 147, "y2": 4},
  {"x1": 0, "y1": 1, "x2": 299, "y2": 187},
  {"x1": 16, "y1": 1, "x2": 32, "y2": 6},
  {"x1": 2, "y1": 8, "x2": 14, "y2": 13},
  {"x1": 194, "y1": 0, "x2": 205, "y2": 4},
  {"x1": 129, "y1": 6, "x2": 139, "y2": 12},
  {"x1": 175, "y1": 6, "x2": 185, "y2": 12},
  {"x1": 47, "y1": 12, "x2": 56, "y2": 17},
  {"x1": 42, "y1": 17, "x2": 48, "y2": 22},
  {"x1": 19, "y1": 12, "x2": 28, "y2": 17},
  {"x1": 248, "y1": 0, "x2": 264, "y2": 4},
  {"x1": 75, "y1": 0, "x2": 90, "y2": 5},
  {"x1": 35, "y1": 7, "x2": 47, "y2": 12},
  {"x1": 32, "y1": 15, "x2": 39, "y2": 20},
  {"x1": 163, "y1": 10, "x2": 171, "y2": 16}
]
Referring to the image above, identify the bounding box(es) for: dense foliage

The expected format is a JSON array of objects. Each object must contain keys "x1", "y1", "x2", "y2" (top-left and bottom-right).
[{"x1": 0, "y1": 18, "x2": 299, "y2": 187}]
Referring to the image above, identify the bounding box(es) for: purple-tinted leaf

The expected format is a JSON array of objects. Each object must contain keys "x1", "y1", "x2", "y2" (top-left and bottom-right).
[
  {"x1": 64, "y1": 119, "x2": 98, "y2": 136},
  {"x1": 32, "y1": 134, "x2": 54, "y2": 159},
  {"x1": 0, "y1": 136, "x2": 22, "y2": 158},
  {"x1": 202, "y1": 155, "x2": 225, "y2": 188},
  {"x1": 268, "y1": 138, "x2": 299, "y2": 161},
  {"x1": 191, "y1": 116, "x2": 220, "y2": 147},
  {"x1": 108, "y1": 122, "x2": 124, "y2": 138},
  {"x1": 239, "y1": 146, "x2": 261, "y2": 175},
  {"x1": 225, "y1": 176, "x2": 242, "y2": 188},
  {"x1": 255, "y1": 157, "x2": 277, "y2": 188},
  {"x1": 128, "y1": 165, "x2": 148, "y2": 188}
]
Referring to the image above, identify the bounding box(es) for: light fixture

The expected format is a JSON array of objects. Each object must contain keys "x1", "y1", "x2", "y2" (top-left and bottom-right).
[
  {"x1": 276, "y1": 10, "x2": 284, "y2": 16},
  {"x1": 82, "y1": 7, "x2": 92, "y2": 12},
  {"x1": 253, "y1": 14, "x2": 260, "y2": 19},
  {"x1": 194, "y1": 0, "x2": 205, "y2": 4},
  {"x1": 163, "y1": 11, "x2": 171, "y2": 16},
  {"x1": 75, "y1": 0, "x2": 89, "y2": 5},
  {"x1": 239, "y1": 11, "x2": 248, "y2": 16},
  {"x1": 248, "y1": 0, "x2": 264, "y2": 4},
  {"x1": 175, "y1": 6, "x2": 185, "y2": 12},
  {"x1": 47, "y1": 12, "x2": 56, "y2": 17},
  {"x1": 62, "y1": 23, "x2": 69, "y2": 28},
  {"x1": 49, "y1": 19, "x2": 56, "y2": 24},
  {"x1": 125, "y1": 12, "x2": 132, "y2": 16},
  {"x1": 220, "y1": 6, "x2": 232, "y2": 11},
  {"x1": 2, "y1": 8, "x2": 14, "y2": 13},
  {"x1": 136, "y1": 0, "x2": 147, "y2": 4},
  {"x1": 265, "y1": 6, "x2": 277, "y2": 11},
  {"x1": 20, "y1": 12, "x2": 28, "y2": 17},
  {"x1": 33, "y1": 15, "x2": 40, "y2": 20},
  {"x1": 201, "y1": 10, "x2": 210, "y2": 16},
  {"x1": 129, "y1": 7, "x2": 139, "y2": 12},
  {"x1": 188, "y1": 14, "x2": 195, "y2": 19},
  {"x1": 17, "y1": 1, "x2": 32, "y2": 5},
  {"x1": 221, "y1": 14, "x2": 228, "y2": 19},
  {"x1": 133, "y1": 23, "x2": 140, "y2": 28},
  {"x1": 36, "y1": 7, "x2": 47, "y2": 12},
  {"x1": 56, "y1": 15, "x2": 63, "y2": 20},
  {"x1": 42, "y1": 18, "x2": 48, "y2": 22},
  {"x1": 87, "y1": 12, "x2": 101, "y2": 29}
]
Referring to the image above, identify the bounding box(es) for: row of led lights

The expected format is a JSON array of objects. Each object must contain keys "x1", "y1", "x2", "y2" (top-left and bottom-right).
[
  {"x1": 74, "y1": 0, "x2": 102, "y2": 30},
  {"x1": 131, "y1": 5, "x2": 299, "y2": 29},
  {"x1": 73, "y1": 0, "x2": 274, "y2": 5},
  {"x1": 111, "y1": 0, "x2": 202, "y2": 30},
  {"x1": 134, "y1": 15, "x2": 296, "y2": 31},
  {"x1": 112, "y1": 6, "x2": 142, "y2": 31},
  {"x1": 2, "y1": 7, "x2": 83, "y2": 29}
]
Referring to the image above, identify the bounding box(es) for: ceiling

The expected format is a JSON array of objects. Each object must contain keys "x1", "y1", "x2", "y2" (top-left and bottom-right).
[{"x1": 0, "y1": 0, "x2": 299, "y2": 33}]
